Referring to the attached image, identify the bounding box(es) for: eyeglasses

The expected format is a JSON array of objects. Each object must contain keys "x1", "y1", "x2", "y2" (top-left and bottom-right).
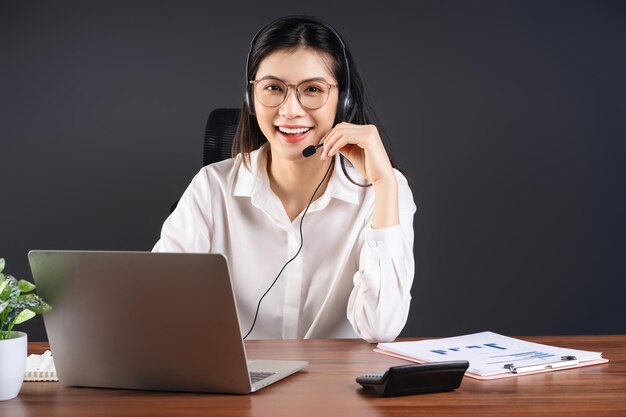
[{"x1": 249, "y1": 78, "x2": 338, "y2": 110}]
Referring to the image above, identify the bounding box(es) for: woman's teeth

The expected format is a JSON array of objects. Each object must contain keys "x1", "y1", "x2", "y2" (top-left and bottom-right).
[{"x1": 278, "y1": 127, "x2": 311, "y2": 135}]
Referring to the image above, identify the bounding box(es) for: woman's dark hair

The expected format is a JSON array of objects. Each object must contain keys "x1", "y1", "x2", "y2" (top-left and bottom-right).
[{"x1": 233, "y1": 16, "x2": 396, "y2": 186}]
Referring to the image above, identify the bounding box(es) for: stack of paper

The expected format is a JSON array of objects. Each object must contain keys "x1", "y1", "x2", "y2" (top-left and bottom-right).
[
  {"x1": 24, "y1": 350, "x2": 58, "y2": 382},
  {"x1": 375, "y1": 331, "x2": 608, "y2": 380}
]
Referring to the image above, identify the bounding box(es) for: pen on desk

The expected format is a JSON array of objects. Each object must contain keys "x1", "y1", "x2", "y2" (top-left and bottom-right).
[
  {"x1": 504, "y1": 355, "x2": 578, "y2": 374},
  {"x1": 36, "y1": 350, "x2": 52, "y2": 371}
]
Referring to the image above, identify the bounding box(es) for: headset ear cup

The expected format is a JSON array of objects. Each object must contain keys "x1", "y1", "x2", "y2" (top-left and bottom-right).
[
  {"x1": 345, "y1": 95, "x2": 356, "y2": 123},
  {"x1": 338, "y1": 93, "x2": 356, "y2": 123},
  {"x1": 246, "y1": 84, "x2": 255, "y2": 116},
  {"x1": 336, "y1": 91, "x2": 348, "y2": 123}
]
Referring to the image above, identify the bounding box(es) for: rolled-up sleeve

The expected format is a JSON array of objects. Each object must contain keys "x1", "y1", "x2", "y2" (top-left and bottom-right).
[
  {"x1": 347, "y1": 173, "x2": 416, "y2": 343},
  {"x1": 152, "y1": 168, "x2": 213, "y2": 253}
]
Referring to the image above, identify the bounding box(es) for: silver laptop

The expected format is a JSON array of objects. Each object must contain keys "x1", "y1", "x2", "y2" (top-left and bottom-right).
[{"x1": 28, "y1": 250, "x2": 307, "y2": 394}]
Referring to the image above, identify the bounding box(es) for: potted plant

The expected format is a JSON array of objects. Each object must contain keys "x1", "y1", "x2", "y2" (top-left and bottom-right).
[{"x1": 0, "y1": 258, "x2": 52, "y2": 401}]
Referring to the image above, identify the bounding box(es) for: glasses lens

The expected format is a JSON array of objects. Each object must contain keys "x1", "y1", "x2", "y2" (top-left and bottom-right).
[
  {"x1": 297, "y1": 81, "x2": 331, "y2": 110},
  {"x1": 255, "y1": 79, "x2": 287, "y2": 108}
]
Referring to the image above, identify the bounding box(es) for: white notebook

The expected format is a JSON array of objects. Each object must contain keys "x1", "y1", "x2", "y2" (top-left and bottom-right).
[{"x1": 24, "y1": 350, "x2": 58, "y2": 382}]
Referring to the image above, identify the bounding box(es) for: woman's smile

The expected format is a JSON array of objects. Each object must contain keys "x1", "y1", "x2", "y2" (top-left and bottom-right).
[{"x1": 275, "y1": 125, "x2": 314, "y2": 144}]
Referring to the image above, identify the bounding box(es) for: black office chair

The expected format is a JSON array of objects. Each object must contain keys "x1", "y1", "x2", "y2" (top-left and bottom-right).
[
  {"x1": 170, "y1": 108, "x2": 240, "y2": 213},
  {"x1": 202, "y1": 108, "x2": 240, "y2": 167}
]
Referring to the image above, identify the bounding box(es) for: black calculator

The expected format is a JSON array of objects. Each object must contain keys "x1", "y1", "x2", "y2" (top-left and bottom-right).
[{"x1": 356, "y1": 361, "x2": 469, "y2": 397}]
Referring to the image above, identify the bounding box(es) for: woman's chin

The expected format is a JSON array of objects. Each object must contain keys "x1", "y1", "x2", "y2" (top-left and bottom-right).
[
  {"x1": 268, "y1": 141, "x2": 318, "y2": 162},
  {"x1": 268, "y1": 136, "x2": 321, "y2": 161}
]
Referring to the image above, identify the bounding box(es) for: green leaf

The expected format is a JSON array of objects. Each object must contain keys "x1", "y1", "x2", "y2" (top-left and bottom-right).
[
  {"x1": 30, "y1": 300, "x2": 52, "y2": 314},
  {"x1": 18, "y1": 280, "x2": 36, "y2": 293},
  {"x1": 0, "y1": 280, "x2": 10, "y2": 301},
  {"x1": 16, "y1": 293, "x2": 52, "y2": 314},
  {"x1": 17, "y1": 294, "x2": 41, "y2": 310},
  {"x1": 0, "y1": 300, "x2": 8, "y2": 315},
  {"x1": 18, "y1": 293, "x2": 38, "y2": 301},
  {"x1": 0, "y1": 258, "x2": 5, "y2": 274},
  {"x1": 14, "y1": 308, "x2": 35, "y2": 324}
]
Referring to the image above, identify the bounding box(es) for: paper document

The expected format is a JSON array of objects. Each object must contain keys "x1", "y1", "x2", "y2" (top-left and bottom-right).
[{"x1": 375, "y1": 331, "x2": 608, "y2": 380}]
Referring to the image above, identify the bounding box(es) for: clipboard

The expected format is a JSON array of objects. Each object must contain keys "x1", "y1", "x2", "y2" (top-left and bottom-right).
[{"x1": 374, "y1": 331, "x2": 609, "y2": 380}]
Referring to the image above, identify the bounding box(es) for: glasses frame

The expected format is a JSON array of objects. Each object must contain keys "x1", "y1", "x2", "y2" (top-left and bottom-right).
[{"x1": 249, "y1": 79, "x2": 339, "y2": 110}]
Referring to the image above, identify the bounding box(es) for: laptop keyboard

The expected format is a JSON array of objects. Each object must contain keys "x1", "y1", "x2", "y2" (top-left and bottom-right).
[{"x1": 250, "y1": 371, "x2": 276, "y2": 384}]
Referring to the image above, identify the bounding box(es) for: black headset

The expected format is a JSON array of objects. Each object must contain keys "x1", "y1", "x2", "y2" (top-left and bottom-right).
[{"x1": 244, "y1": 15, "x2": 357, "y2": 124}]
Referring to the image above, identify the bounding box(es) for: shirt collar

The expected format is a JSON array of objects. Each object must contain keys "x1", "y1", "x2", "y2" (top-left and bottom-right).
[
  {"x1": 232, "y1": 145, "x2": 265, "y2": 199},
  {"x1": 233, "y1": 144, "x2": 360, "y2": 205}
]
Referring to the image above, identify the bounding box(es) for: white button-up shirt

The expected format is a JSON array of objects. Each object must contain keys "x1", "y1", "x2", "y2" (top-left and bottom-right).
[{"x1": 153, "y1": 145, "x2": 416, "y2": 342}]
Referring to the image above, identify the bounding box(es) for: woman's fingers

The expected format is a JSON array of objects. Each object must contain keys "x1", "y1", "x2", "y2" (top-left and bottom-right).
[
  {"x1": 317, "y1": 123, "x2": 393, "y2": 183},
  {"x1": 320, "y1": 123, "x2": 366, "y2": 159}
]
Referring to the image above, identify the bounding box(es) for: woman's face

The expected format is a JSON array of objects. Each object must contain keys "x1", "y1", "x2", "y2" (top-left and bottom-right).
[{"x1": 253, "y1": 47, "x2": 339, "y2": 162}]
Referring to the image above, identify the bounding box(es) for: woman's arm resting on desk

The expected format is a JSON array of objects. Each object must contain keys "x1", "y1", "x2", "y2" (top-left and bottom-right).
[{"x1": 347, "y1": 172, "x2": 416, "y2": 343}]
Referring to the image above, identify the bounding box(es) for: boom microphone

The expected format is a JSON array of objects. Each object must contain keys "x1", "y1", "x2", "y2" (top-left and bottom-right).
[{"x1": 302, "y1": 143, "x2": 324, "y2": 158}]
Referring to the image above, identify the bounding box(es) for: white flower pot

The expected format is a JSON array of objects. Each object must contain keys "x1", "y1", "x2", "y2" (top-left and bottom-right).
[{"x1": 0, "y1": 331, "x2": 27, "y2": 401}]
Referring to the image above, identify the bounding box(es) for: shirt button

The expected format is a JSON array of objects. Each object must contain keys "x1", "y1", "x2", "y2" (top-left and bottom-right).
[{"x1": 368, "y1": 240, "x2": 378, "y2": 248}]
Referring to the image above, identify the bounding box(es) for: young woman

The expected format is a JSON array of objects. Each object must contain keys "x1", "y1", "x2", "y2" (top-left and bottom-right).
[{"x1": 153, "y1": 16, "x2": 416, "y2": 343}]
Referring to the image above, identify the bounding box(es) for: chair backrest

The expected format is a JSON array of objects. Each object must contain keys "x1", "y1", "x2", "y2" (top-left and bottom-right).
[
  {"x1": 203, "y1": 108, "x2": 240, "y2": 166},
  {"x1": 170, "y1": 108, "x2": 241, "y2": 214}
]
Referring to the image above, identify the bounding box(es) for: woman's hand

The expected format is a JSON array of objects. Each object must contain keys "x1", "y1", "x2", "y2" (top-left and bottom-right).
[
  {"x1": 321, "y1": 122, "x2": 400, "y2": 228},
  {"x1": 320, "y1": 122, "x2": 395, "y2": 185}
]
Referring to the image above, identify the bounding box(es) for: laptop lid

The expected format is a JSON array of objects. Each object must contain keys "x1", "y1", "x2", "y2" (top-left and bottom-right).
[{"x1": 28, "y1": 250, "x2": 306, "y2": 394}]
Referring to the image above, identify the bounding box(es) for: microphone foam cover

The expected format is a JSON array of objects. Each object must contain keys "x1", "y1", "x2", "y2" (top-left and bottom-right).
[{"x1": 302, "y1": 145, "x2": 317, "y2": 158}]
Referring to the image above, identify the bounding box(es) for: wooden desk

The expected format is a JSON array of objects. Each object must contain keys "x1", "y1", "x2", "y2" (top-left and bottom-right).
[{"x1": 2, "y1": 335, "x2": 625, "y2": 416}]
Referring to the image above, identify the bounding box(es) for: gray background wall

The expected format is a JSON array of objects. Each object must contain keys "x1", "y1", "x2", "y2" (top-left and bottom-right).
[{"x1": 1, "y1": 0, "x2": 624, "y2": 342}]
